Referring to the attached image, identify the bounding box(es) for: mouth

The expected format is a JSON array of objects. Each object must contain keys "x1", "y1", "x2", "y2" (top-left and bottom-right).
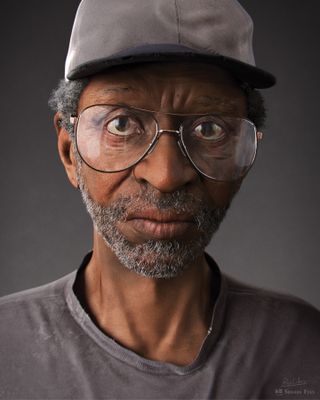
[{"x1": 125, "y1": 209, "x2": 195, "y2": 240}]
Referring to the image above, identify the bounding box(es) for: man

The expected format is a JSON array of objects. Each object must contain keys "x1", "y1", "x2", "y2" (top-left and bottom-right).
[{"x1": 0, "y1": 0, "x2": 319, "y2": 399}]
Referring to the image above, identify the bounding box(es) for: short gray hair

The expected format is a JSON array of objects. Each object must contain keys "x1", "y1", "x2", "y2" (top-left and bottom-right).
[{"x1": 48, "y1": 78, "x2": 89, "y2": 138}]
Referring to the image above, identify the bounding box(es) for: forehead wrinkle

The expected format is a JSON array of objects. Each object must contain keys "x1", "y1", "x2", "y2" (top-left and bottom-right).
[
  {"x1": 155, "y1": 82, "x2": 245, "y2": 115},
  {"x1": 83, "y1": 78, "x2": 245, "y2": 116},
  {"x1": 101, "y1": 86, "x2": 136, "y2": 94}
]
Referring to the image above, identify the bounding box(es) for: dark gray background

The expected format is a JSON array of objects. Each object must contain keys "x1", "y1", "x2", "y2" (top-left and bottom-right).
[{"x1": 1, "y1": 1, "x2": 319, "y2": 309}]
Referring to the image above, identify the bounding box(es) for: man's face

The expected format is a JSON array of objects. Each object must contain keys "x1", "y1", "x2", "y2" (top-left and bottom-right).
[{"x1": 66, "y1": 62, "x2": 247, "y2": 278}]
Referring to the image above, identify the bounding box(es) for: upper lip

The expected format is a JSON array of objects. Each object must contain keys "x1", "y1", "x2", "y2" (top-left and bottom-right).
[{"x1": 126, "y1": 209, "x2": 194, "y2": 223}]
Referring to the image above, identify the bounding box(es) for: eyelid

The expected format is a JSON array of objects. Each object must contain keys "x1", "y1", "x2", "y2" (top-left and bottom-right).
[
  {"x1": 90, "y1": 109, "x2": 137, "y2": 128},
  {"x1": 188, "y1": 116, "x2": 228, "y2": 131},
  {"x1": 106, "y1": 114, "x2": 145, "y2": 137}
]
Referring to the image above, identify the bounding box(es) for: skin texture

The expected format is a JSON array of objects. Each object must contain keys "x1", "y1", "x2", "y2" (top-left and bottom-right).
[{"x1": 55, "y1": 62, "x2": 247, "y2": 366}]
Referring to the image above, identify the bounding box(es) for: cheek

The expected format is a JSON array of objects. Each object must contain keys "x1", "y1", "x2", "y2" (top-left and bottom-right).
[
  {"x1": 80, "y1": 164, "x2": 132, "y2": 203},
  {"x1": 204, "y1": 179, "x2": 243, "y2": 208}
]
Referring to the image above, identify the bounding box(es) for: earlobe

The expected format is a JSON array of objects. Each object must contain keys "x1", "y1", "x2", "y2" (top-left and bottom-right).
[{"x1": 54, "y1": 113, "x2": 78, "y2": 189}]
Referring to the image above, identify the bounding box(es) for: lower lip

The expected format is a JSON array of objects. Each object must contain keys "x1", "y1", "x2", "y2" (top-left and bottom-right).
[{"x1": 126, "y1": 218, "x2": 194, "y2": 239}]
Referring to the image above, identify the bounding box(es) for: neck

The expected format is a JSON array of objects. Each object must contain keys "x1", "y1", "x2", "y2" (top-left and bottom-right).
[{"x1": 81, "y1": 230, "x2": 216, "y2": 365}]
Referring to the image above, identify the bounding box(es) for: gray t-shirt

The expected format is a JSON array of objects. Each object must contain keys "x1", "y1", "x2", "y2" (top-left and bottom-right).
[{"x1": 0, "y1": 252, "x2": 319, "y2": 400}]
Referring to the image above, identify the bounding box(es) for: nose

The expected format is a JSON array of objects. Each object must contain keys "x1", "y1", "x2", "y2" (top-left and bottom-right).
[{"x1": 133, "y1": 131, "x2": 199, "y2": 193}]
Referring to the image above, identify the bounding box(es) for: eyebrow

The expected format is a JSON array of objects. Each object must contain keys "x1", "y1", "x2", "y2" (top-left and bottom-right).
[
  {"x1": 101, "y1": 86, "x2": 135, "y2": 94},
  {"x1": 195, "y1": 96, "x2": 241, "y2": 114}
]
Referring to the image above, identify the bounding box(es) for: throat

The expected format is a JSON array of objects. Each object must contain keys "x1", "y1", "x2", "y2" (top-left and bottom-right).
[{"x1": 74, "y1": 250, "x2": 216, "y2": 365}]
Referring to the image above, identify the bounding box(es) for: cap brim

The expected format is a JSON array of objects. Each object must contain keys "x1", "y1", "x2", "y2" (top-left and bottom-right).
[{"x1": 67, "y1": 44, "x2": 276, "y2": 89}]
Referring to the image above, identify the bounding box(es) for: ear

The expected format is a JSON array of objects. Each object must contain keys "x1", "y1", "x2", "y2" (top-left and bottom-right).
[{"x1": 54, "y1": 113, "x2": 78, "y2": 189}]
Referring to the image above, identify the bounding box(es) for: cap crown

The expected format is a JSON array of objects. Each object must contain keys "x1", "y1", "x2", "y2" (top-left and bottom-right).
[
  {"x1": 64, "y1": 0, "x2": 275, "y2": 88},
  {"x1": 66, "y1": 0, "x2": 254, "y2": 76}
]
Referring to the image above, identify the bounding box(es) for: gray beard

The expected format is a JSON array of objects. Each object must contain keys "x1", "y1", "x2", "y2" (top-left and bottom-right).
[{"x1": 77, "y1": 169, "x2": 229, "y2": 279}]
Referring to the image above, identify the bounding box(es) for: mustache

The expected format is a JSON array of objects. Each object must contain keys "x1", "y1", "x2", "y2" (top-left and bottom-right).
[
  {"x1": 122, "y1": 190, "x2": 204, "y2": 212},
  {"x1": 108, "y1": 188, "x2": 208, "y2": 215},
  {"x1": 89, "y1": 187, "x2": 229, "y2": 231},
  {"x1": 76, "y1": 162, "x2": 228, "y2": 220}
]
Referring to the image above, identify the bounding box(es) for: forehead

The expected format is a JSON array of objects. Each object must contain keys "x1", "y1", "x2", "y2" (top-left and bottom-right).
[{"x1": 78, "y1": 62, "x2": 247, "y2": 115}]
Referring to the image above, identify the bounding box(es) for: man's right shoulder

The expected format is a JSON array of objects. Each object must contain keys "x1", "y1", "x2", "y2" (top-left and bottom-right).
[{"x1": 0, "y1": 271, "x2": 76, "y2": 333}]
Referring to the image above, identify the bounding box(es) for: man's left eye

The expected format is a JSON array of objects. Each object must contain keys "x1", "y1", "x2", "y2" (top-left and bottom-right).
[{"x1": 193, "y1": 121, "x2": 226, "y2": 141}]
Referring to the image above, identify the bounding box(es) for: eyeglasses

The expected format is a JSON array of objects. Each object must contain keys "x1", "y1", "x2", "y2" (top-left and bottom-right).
[{"x1": 70, "y1": 104, "x2": 263, "y2": 182}]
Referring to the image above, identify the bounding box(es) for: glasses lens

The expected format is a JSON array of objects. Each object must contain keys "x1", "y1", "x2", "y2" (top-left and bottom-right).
[
  {"x1": 181, "y1": 116, "x2": 257, "y2": 181},
  {"x1": 76, "y1": 105, "x2": 157, "y2": 172}
]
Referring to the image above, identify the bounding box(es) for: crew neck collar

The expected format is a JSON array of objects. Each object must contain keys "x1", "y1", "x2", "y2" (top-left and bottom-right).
[{"x1": 65, "y1": 251, "x2": 228, "y2": 375}]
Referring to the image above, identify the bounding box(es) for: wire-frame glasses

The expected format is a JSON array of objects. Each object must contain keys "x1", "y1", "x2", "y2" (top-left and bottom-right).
[{"x1": 70, "y1": 104, "x2": 263, "y2": 182}]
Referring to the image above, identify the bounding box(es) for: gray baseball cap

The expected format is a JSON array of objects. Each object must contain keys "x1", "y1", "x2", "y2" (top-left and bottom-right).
[{"x1": 65, "y1": 0, "x2": 276, "y2": 88}]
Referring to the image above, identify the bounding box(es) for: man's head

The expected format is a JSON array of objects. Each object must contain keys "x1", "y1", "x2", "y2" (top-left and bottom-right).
[{"x1": 49, "y1": 0, "x2": 274, "y2": 279}]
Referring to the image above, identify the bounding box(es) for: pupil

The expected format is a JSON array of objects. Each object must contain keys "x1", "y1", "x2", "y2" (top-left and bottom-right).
[
  {"x1": 201, "y1": 123, "x2": 214, "y2": 136},
  {"x1": 115, "y1": 117, "x2": 128, "y2": 132}
]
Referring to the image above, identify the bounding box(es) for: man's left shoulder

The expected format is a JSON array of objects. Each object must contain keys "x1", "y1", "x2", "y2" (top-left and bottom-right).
[
  {"x1": 219, "y1": 275, "x2": 320, "y2": 395},
  {"x1": 223, "y1": 274, "x2": 320, "y2": 335}
]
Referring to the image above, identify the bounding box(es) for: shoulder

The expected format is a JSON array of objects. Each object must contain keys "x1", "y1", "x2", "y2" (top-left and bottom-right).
[
  {"x1": 0, "y1": 271, "x2": 83, "y2": 396},
  {"x1": 0, "y1": 272, "x2": 76, "y2": 332},
  {"x1": 222, "y1": 273, "x2": 320, "y2": 342},
  {"x1": 0, "y1": 271, "x2": 75, "y2": 305},
  {"x1": 224, "y1": 274, "x2": 319, "y2": 313},
  {"x1": 205, "y1": 251, "x2": 320, "y2": 328}
]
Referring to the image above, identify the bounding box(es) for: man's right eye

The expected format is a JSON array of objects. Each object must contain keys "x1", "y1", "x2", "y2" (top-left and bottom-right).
[{"x1": 106, "y1": 116, "x2": 142, "y2": 136}]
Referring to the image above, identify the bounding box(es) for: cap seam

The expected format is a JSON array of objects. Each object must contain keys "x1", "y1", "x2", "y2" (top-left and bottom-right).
[{"x1": 174, "y1": 0, "x2": 181, "y2": 44}]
